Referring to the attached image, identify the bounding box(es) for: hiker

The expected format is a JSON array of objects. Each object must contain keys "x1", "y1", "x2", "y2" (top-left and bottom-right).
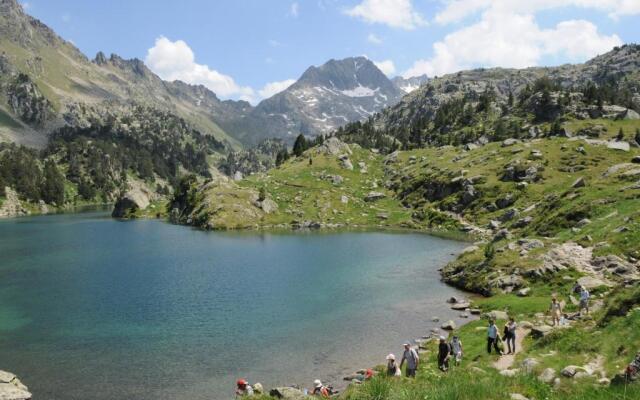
[
  {"x1": 235, "y1": 379, "x2": 254, "y2": 397},
  {"x1": 572, "y1": 281, "x2": 582, "y2": 294},
  {"x1": 579, "y1": 286, "x2": 590, "y2": 316},
  {"x1": 626, "y1": 351, "x2": 640, "y2": 382},
  {"x1": 487, "y1": 320, "x2": 501, "y2": 355},
  {"x1": 352, "y1": 369, "x2": 375, "y2": 383},
  {"x1": 438, "y1": 336, "x2": 451, "y2": 371},
  {"x1": 504, "y1": 317, "x2": 517, "y2": 354},
  {"x1": 450, "y1": 335, "x2": 464, "y2": 366},
  {"x1": 400, "y1": 343, "x2": 420, "y2": 377},
  {"x1": 312, "y1": 379, "x2": 330, "y2": 398},
  {"x1": 386, "y1": 354, "x2": 401, "y2": 376},
  {"x1": 549, "y1": 297, "x2": 563, "y2": 326}
]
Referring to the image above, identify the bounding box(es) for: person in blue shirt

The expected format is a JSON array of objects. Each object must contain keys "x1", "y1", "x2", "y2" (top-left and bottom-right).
[{"x1": 487, "y1": 320, "x2": 501, "y2": 355}]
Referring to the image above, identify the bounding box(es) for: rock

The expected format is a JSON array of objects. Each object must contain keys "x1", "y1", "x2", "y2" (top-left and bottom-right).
[
  {"x1": 339, "y1": 155, "x2": 354, "y2": 170},
  {"x1": 561, "y1": 365, "x2": 581, "y2": 378},
  {"x1": 572, "y1": 177, "x2": 586, "y2": 188},
  {"x1": 500, "y1": 208, "x2": 519, "y2": 222},
  {"x1": 0, "y1": 187, "x2": 28, "y2": 218},
  {"x1": 112, "y1": 188, "x2": 150, "y2": 218},
  {"x1": 520, "y1": 321, "x2": 534, "y2": 329},
  {"x1": 598, "y1": 378, "x2": 611, "y2": 385},
  {"x1": 632, "y1": 156, "x2": 640, "y2": 164},
  {"x1": 376, "y1": 212, "x2": 389, "y2": 220},
  {"x1": 485, "y1": 310, "x2": 509, "y2": 320},
  {"x1": 510, "y1": 394, "x2": 529, "y2": 400},
  {"x1": 488, "y1": 220, "x2": 501, "y2": 230},
  {"x1": 517, "y1": 287, "x2": 531, "y2": 297},
  {"x1": 330, "y1": 175, "x2": 344, "y2": 185},
  {"x1": 493, "y1": 229, "x2": 511, "y2": 241},
  {"x1": 364, "y1": 192, "x2": 386, "y2": 202},
  {"x1": 530, "y1": 325, "x2": 553, "y2": 338},
  {"x1": 469, "y1": 309, "x2": 482, "y2": 315},
  {"x1": 451, "y1": 303, "x2": 471, "y2": 311},
  {"x1": 233, "y1": 171, "x2": 244, "y2": 181},
  {"x1": 384, "y1": 151, "x2": 399, "y2": 164},
  {"x1": 521, "y1": 358, "x2": 540, "y2": 373},
  {"x1": 0, "y1": 370, "x2": 31, "y2": 400},
  {"x1": 538, "y1": 368, "x2": 556, "y2": 384},
  {"x1": 607, "y1": 141, "x2": 630, "y2": 152},
  {"x1": 340, "y1": 195, "x2": 349, "y2": 204},
  {"x1": 269, "y1": 387, "x2": 306, "y2": 400},
  {"x1": 441, "y1": 320, "x2": 456, "y2": 330},
  {"x1": 316, "y1": 137, "x2": 352, "y2": 156},
  {"x1": 462, "y1": 245, "x2": 479, "y2": 254},
  {"x1": 447, "y1": 297, "x2": 460, "y2": 304},
  {"x1": 502, "y1": 138, "x2": 519, "y2": 147},
  {"x1": 500, "y1": 369, "x2": 520, "y2": 377},
  {"x1": 513, "y1": 216, "x2": 533, "y2": 228},
  {"x1": 518, "y1": 238, "x2": 544, "y2": 251},
  {"x1": 576, "y1": 218, "x2": 591, "y2": 228},
  {"x1": 619, "y1": 109, "x2": 640, "y2": 120},
  {"x1": 577, "y1": 276, "x2": 612, "y2": 290},
  {"x1": 496, "y1": 194, "x2": 516, "y2": 209},
  {"x1": 259, "y1": 198, "x2": 279, "y2": 214}
]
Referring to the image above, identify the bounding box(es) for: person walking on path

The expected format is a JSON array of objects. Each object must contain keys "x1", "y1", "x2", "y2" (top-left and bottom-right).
[
  {"x1": 438, "y1": 336, "x2": 451, "y2": 371},
  {"x1": 549, "y1": 297, "x2": 563, "y2": 326},
  {"x1": 386, "y1": 354, "x2": 401, "y2": 376},
  {"x1": 400, "y1": 343, "x2": 420, "y2": 377},
  {"x1": 487, "y1": 320, "x2": 501, "y2": 355},
  {"x1": 450, "y1": 335, "x2": 464, "y2": 366},
  {"x1": 579, "y1": 286, "x2": 590, "y2": 316},
  {"x1": 504, "y1": 317, "x2": 517, "y2": 354}
]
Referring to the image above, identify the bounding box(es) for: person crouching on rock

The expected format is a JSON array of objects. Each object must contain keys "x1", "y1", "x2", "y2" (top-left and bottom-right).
[
  {"x1": 450, "y1": 335, "x2": 464, "y2": 366},
  {"x1": 438, "y1": 336, "x2": 451, "y2": 371},
  {"x1": 487, "y1": 320, "x2": 501, "y2": 355},
  {"x1": 386, "y1": 354, "x2": 401, "y2": 376},
  {"x1": 400, "y1": 343, "x2": 420, "y2": 377},
  {"x1": 312, "y1": 379, "x2": 330, "y2": 397},
  {"x1": 235, "y1": 379, "x2": 253, "y2": 397}
]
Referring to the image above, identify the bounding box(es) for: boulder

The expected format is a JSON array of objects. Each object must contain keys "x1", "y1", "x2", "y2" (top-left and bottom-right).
[
  {"x1": 502, "y1": 138, "x2": 519, "y2": 147},
  {"x1": 269, "y1": 387, "x2": 306, "y2": 400},
  {"x1": 316, "y1": 137, "x2": 352, "y2": 156},
  {"x1": 577, "y1": 276, "x2": 612, "y2": 290},
  {"x1": 538, "y1": 368, "x2": 556, "y2": 384},
  {"x1": 469, "y1": 309, "x2": 482, "y2": 315},
  {"x1": 461, "y1": 245, "x2": 479, "y2": 254},
  {"x1": 451, "y1": 303, "x2": 471, "y2": 311},
  {"x1": 500, "y1": 208, "x2": 519, "y2": 222},
  {"x1": 518, "y1": 238, "x2": 544, "y2": 251},
  {"x1": 530, "y1": 325, "x2": 553, "y2": 338},
  {"x1": 0, "y1": 370, "x2": 31, "y2": 400},
  {"x1": 112, "y1": 188, "x2": 150, "y2": 218},
  {"x1": 510, "y1": 394, "x2": 529, "y2": 400},
  {"x1": 485, "y1": 310, "x2": 509, "y2": 321},
  {"x1": 513, "y1": 216, "x2": 533, "y2": 228},
  {"x1": 607, "y1": 141, "x2": 630, "y2": 152},
  {"x1": 259, "y1": 198, "x2": 279, "y2": 214},
  {"x1": 632, "y1": 156, "x2": 640, "y2": 164},
  {"x1": 233, "y1": 171, "x2": 244, "y2": 181},
  {"x1": 364, "y1": 192, "x2": 386, "y2": 202},
  {"x1": 517, "y1": 287, "x2": 531, "y2": 297},
  {"x1": 500, "y1": 369, "x2": 520, "y2": 377},
  {"x1": 561, "y1": 365, "x2": 582, "y2": 378},
  {"x1": 496, "y1": 194, "x2": 516, "y2": 209},
  {"x1": 340, "y1": 195, "x2": 349, "y2": 204},
  {"x1": 619, "y1": 109, "x2": 640, "y2": 120},
  {"x1": 521, "y1": 358, "x2": 540, "y2": 374},
  {"x1": 339, "y1": 155, "x2": 354, "y2": 170},
  {"x1": 572, "y1": 177, "x2": 586, "y2": 188},
  {"x1": 441, "y1": 320, "x2": 456, "y2": 330}
]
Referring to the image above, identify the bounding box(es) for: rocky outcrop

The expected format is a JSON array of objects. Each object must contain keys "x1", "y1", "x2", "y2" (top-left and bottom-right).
[
  {"x1": 111, "y1": 188, "x2": 151, "y2": 218},
  {"x1": 0, "y1": 370, "x2": 31, "y2": 400},
  {"x1": 7, "y1": 73, "x2": 52, "y2": 126},
  {"x1": 0, "y1": 187, "x2": 28, "y2": 218}
]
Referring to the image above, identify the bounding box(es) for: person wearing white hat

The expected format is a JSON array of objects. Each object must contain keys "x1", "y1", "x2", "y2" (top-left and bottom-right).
[
  {"x1": 437, "y1": 336, "x2": 451, "y2": 371},
  {"x1": 312, "y1": 379, "x2": 329, "y2": 397},
  {"x1": 386, "y1": 353, "x2": 401, "y2": 376},
  {"x1": 400, "y1": 343, "x2": 420, "y2": 377}
]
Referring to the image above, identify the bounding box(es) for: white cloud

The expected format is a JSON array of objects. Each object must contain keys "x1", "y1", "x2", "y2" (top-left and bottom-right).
[
  {"x1": 367, "y1": 33, "x2": 383, "y2": 44},
  {"x1": 374, "y1": 59, "x2": 396, "y2": 75},
  {"x1": 404, "y1": 2, "x2": 622, "y2": 78},
  {"x1": 345, "y1": 0, "x2": 427, "y2": 30},
  {"x1": 146, "y1": 36, "x2": 255, "y2": 102},
  {"x1": 268, "y1": 39, "x2": 283, "y2": 47},
  {"x1": 258, "y1": 79, "x2": 296, "y2": 99},
  {"x1": 290, "y1": 2, "x2": 299, "y2": 17},
  {"x1": 435, "y1": 0, "x2": 640, "y2": 24}
]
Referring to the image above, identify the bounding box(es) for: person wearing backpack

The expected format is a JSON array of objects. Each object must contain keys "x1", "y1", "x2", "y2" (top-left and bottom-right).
[
  {"x1": 437, "y1": 336, "x2": 451, "y2": 371},
  {"x1": 400, "y1": 343, "x2": 420, "y2": 377}
]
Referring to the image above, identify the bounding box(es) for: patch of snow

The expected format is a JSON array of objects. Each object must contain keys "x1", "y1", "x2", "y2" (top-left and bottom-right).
[{"x1": 341, "y1": 85, "x2": 379, "y2": 98}]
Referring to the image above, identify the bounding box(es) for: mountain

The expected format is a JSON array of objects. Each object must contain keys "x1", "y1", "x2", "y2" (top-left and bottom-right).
[
  {"x1": 338, "y1": 44, "x2": 640, "y2": 150},
  {"x1": 232, "y1": 57, "x2": 405, "y2": 145},
  {"x1": 392, "y1": 74, "x2": 429, "y2": 94}
]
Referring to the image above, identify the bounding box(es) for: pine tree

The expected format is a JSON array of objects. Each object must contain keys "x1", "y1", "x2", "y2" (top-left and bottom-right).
[
  {"x1": 292, "y1": 134, "x2": 308, "y2": 157},
  {"x1": 41, "y1": 160, "x2": 65, "y2": 205},
  {"x1": 617, "y1": 127, "x2": 625, "y2": 141}
]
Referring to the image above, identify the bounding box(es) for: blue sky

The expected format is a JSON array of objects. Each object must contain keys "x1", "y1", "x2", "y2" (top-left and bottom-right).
[{"x1": 21, "y1": 0, "x2": 640, "y2": 103}]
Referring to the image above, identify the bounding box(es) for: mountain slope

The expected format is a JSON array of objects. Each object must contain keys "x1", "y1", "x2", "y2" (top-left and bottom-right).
[{"x1": 238, "y1": 57, "x2": 405, "y2": 145}]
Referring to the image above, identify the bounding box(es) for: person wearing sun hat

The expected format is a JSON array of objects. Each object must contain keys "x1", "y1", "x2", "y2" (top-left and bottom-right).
[
  {"x1": 312, "y1": 379, "x2": 330, "y2": 397},
  {"x1": 386, "y1": 353, "x2": 401, "y2": 376}
]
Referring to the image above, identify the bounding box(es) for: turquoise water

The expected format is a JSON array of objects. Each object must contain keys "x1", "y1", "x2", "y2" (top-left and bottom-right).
[{"x1": 0, "y1": 212, "x2": 466, "y2": 399}]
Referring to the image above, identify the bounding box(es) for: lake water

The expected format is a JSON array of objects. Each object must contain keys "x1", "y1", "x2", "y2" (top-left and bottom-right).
[{"x1": 0, "y1": 212, "x2": 467, "y2": 399}]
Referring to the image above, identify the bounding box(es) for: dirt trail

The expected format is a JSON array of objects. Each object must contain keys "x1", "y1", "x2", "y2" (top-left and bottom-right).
[{"x1": 493, "y1": 328, "x2": 528, "y2": 370}]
